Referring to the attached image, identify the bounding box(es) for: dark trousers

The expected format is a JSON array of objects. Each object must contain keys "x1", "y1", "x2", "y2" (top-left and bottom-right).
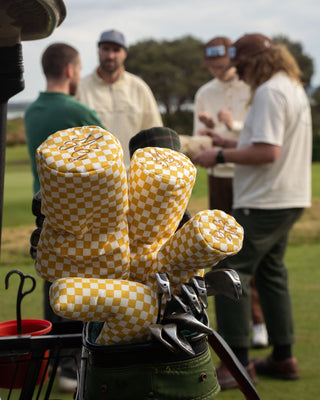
[
  {"x1": 208, "y1": 175, "x2": 233, "y2": 214},
  {"x1": 209, "y1": 175, "x2": 266, "y2": 327},
  {"x1": 214, "y1": 207, "x2": 304, "y2": 348},
  {"x1": 250, "y1": 277, "x2": 265, "y2": 324}
]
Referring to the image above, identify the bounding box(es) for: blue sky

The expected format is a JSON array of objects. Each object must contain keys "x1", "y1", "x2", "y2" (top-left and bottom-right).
[{"x1": 10, "y1": 0, "x2": 320, "y2": 103}]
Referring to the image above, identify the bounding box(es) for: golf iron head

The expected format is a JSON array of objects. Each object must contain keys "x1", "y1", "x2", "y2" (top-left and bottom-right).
[
  {"x1": 163, "y1": 294, "x2": 192, "y2": 319},
  {"x1": 148, "y1": 324, "x2": 178, "y2": 353},
  {"x1": 163, "y1": 312, "x2": 213, "y2": 335},
  {"x1": 204, "y1": 269, "x2": 242, "y2": 300},
  {"x1": 181, "y1": 283, "x2": 203, "y2": 315},
  {"x1": 190, "y1": 276, "x2": 208, "y2": 308},
  {"x1": 155, "y1": 272, "x2": 171, "y2": 300},
  {"x1": 149, "y1": 323, "x2": 195, "y2": 356},
  {"x1": 162, "y1": 323, "x2": 195, "y2": 356}
]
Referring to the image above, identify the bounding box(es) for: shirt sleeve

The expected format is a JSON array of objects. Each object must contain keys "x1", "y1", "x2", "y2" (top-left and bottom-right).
[
  {"x1": 251, "y1": 86, "x2": 286, "y2": 146},
  {"x1": 193, "y1": 91, "x2": 205, "y2": 136}
]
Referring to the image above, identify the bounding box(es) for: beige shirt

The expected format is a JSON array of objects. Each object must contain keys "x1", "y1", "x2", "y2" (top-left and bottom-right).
[
  {"x1": 193, "y1": 78, "x2": 249, "y2": 178},
  {"x1": 76, "y1": 69, "x2": 163, "y2": 169}
]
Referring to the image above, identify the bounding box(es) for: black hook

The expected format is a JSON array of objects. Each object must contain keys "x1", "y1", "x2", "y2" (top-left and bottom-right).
[{"x1": 5, "y1": 269, "x2": 36, "y2": 334}]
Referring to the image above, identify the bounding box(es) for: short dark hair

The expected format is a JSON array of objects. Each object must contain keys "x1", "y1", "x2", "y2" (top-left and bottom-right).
[{"x1": 41, "y1": 43, "x2": 79, "y2": 79}]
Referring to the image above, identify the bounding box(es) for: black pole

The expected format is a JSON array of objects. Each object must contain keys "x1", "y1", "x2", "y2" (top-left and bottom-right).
[
  {"x1": 0, "y1": 44, "x2": 25, "y2": 255},
  {"x1": 0, "y1": 102, "x2": 8, "y2": 254}
]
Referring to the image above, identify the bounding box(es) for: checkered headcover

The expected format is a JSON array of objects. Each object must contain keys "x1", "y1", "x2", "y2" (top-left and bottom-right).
[
  {"x1": 128, "y1": 147, "x2": 196, "y2": 284},
  {"x1": 50, "y1": 277, "x2": 158, "y2": 344},
  {"x1": 156, "y1": 209, "x2": 244, "y2": 293},
  {"x1": 35, "y1": 126, "x2": 130, "y2": 281},
  {"x1": 37, "y1": 126, "x2": 245, "y2": 345}
]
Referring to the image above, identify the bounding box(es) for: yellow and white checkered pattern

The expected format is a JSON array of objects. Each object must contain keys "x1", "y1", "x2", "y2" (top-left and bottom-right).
[
  {"x1": 36, "y1": 127, "x2": 245, "y2": 344},
  {"x1": 128, "y1": 147, "x2": 196, "y2": 284},
  {"x1": 156, "y1": 209, "x2": 244, "y2": 293},
  {"x1": 50, "y1": 277, "x2": 158, "y2": 344},
  {"x1": 35, "y1": 126, "x2": 130, "y2": 282}
]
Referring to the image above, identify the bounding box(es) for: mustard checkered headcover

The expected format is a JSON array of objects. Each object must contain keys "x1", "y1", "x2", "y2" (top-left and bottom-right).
[
  {"x1": 35, "y1": 126, "x2": 130, "y2": 282},
  {"x1": 156, "y1": 209, "x2": 244, "y2": 293},
  {"x1": 50, "y1": 277, "x2": 158, "y2": 344},
  {"x1": 35, "y1": 126, "x2": 245, "y2": 345},
  {"x1": 128, "y1": 147, "x2": 197, "y2": 284}
]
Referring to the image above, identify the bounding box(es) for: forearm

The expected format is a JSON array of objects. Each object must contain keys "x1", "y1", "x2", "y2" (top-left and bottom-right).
[
  {"x1": 223, "y1": 143, "x2": 280, "y2": 165},
  {"x1": 193, "y1": 142, "x2": 280, "y2": 168}
]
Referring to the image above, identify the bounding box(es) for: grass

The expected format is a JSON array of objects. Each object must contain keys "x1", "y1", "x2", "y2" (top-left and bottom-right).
[
  {"x1": 2, "y1": 146, "x2": 33, "y2": 228},
  {"x1": 1, "y1": 145, "x2": 320, "y2": 399}
]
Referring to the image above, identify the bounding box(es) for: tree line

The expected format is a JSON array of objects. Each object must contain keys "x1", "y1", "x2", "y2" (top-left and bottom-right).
[{"x1": 126, "y1": 35, "x2": 320, "y2": 161}]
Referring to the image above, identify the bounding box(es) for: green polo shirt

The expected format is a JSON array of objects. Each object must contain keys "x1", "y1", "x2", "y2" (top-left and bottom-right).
[{"x1": 25, "y1": 92, "x2": 104, "y2": 193}]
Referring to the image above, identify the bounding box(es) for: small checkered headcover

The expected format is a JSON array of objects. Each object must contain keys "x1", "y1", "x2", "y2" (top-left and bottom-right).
[
  {"x1": 156, "y1": 209, "x2": 244, "y2": 293},
  {"x1": 35, "y1": 126, "x2": 130, "y2": 282},
  {"x1": 128, "y1": 147, "x2": 197, "y2": 284}
]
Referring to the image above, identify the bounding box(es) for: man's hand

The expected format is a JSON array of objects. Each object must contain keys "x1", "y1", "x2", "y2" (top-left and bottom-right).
[
  {"x1": 198, "y1": 112, "x2": 215, "y2": 129},
  {"x1": 193, "y1": 148, "x2": 219, "y2": 168},
  {"x1": 218, "y1": 109, "x2": 233, "y2": 130}
]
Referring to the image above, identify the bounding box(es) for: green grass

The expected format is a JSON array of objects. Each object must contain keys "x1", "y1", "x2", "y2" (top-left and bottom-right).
[
  {"x1": 1, "y1": 146, "x2": 320, "y2": 399},
  {"x1": 3, "y1": 145, "x2": 33, "y2": 228},
  {"x1": 191, "y1": 166, "x2": 208, "y2": 199}
]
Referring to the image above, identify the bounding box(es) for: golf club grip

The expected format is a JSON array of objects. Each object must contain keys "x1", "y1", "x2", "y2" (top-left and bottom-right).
[{"x1": 207, "y1": 331, "x2": 261, "y2": 400}]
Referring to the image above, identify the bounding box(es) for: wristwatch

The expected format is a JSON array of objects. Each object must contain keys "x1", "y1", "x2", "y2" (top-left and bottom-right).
[{"x1": 216, "y1": 149, "x2": 225, "y2": 164}]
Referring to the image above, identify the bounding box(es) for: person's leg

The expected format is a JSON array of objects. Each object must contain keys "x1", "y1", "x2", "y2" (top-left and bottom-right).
[
  {"x1": 253, "y1": 224, "x2": 301, "y2": 381},
  {"x1": 255, "y1": 237, "x2": 295, "y2": 349},
  {"x1": 214, "y1": 209, "x2": 266, "y2": 351},
  {"x1": 214, "y1": 208, "x2": 303, "y2": 387},
  {"x1": 250, "y1": 277, "x2": 268, "y2": 348},
  {"x1": 208, "y1": 175, "x2": 233, "y2": 213},
  {"x1": 251, "y1": 278, "x2": 264, "y2": 325},
  {"x1": 254, "y1": 208, "x2": 303, "y2": 346}
]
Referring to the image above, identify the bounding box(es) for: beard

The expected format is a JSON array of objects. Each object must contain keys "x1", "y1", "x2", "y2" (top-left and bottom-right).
[{"x1": 100, "y1": 58, "x2": 122, "y2": 75}]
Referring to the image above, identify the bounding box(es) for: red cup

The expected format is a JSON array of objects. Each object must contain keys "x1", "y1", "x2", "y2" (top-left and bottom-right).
[{"x1": 0, "y1": 319, "x2": 52, "y2": 389}]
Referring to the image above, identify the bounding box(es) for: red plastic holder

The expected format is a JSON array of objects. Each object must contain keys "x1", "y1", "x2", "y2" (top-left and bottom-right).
[{"x1": 0, "y1": 319, "x2": 52, "y2": 389}]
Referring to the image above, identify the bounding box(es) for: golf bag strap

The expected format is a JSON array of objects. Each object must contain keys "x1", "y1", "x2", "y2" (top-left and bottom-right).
[{"x1": 207, "y1": 330, "x2": 261, "y2": 400}]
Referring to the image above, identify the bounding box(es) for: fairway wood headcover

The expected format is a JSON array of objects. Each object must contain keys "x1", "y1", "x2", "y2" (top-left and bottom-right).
[
  {"x1": 36, "y1": 126, "x2": 244, "y2": 345},
  {"x1": 128, "y1": 146, "x2": 197, "y2": 285}
]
